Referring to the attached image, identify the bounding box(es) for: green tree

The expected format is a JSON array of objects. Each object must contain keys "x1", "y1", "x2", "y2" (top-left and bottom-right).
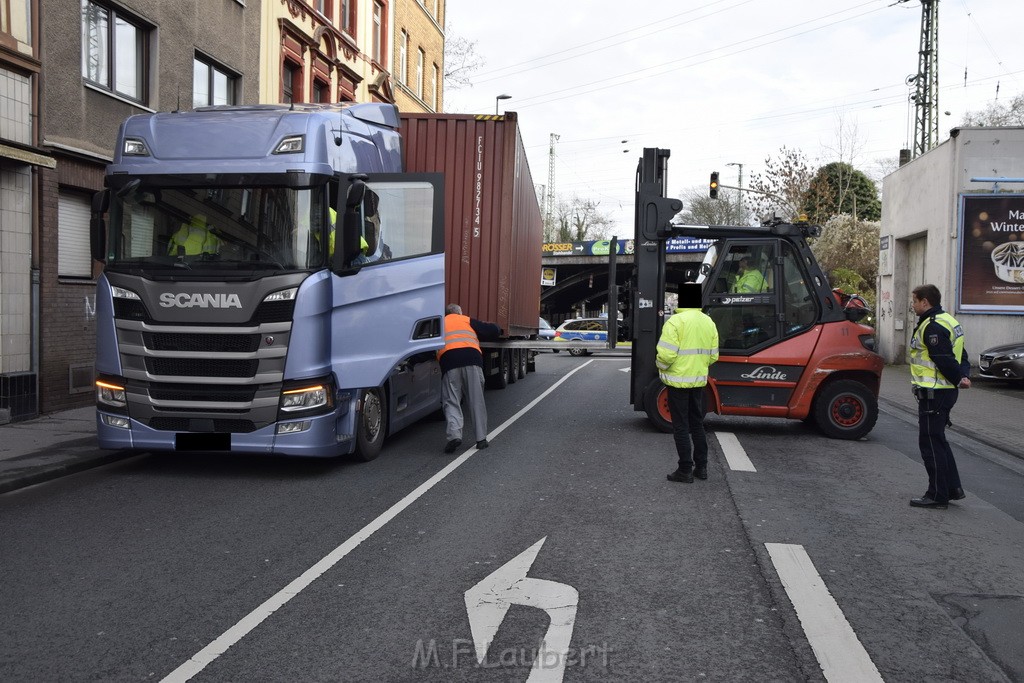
[
  {"x1": 811, "y1": 214, "x2": 880, "y2": 309},
  {"x1": 803, "y1": 162, "x2": 881, "y2": 222}
]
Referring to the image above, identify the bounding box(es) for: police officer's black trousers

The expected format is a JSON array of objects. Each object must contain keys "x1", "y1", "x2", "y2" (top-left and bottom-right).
[
  {"x1": 917, "y1": 388, "x2": 962, "y2": 503},
  {"x1": 666, "y1": 386, "x2": 708, "y2": 470}
]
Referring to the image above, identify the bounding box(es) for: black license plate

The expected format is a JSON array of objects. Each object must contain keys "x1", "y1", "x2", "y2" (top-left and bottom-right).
[{"x1": 175, "y1": 433, "x2": 231, "y2": 451}]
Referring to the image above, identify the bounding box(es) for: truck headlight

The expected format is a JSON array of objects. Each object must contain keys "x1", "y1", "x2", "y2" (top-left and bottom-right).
[
  {"x1": 281, "y1": 385, "x2": 328, "y2": 411},
  {"x1": 96, "y1": 379, "x2": 127, "y2": 408}
]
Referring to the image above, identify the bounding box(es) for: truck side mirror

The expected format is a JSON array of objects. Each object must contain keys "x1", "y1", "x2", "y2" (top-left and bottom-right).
[
  {"x1": 90, "y1": 189, "x2": 110, "y2": 263},
  {"x1": 332, "y1": 205, "x2": 364, "y2": 275}
]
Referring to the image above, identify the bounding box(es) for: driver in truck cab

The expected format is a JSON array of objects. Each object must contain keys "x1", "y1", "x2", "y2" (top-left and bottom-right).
[{"x1": 167, "y1": 213, "x2": 221, "y2": 256}]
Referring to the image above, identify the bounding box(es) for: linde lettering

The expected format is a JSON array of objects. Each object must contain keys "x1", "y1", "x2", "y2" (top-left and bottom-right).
[
  {"x1": 159, "y1": 292, "x2": 243, "y2": 308},
  {"x1": 739, "y1": 366, "x2": 788, "y2": 381}
]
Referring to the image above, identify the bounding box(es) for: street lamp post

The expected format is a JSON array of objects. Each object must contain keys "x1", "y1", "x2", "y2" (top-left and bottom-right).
[
  {"x1": 726, "y1": 162, "x2": 744, "y2": 221},
  {"x1": 495, "y1": 94, "x2": 512, "y2": 115}
]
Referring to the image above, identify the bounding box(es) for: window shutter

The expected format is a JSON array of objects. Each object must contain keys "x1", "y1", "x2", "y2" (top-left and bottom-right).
[{"x1": 58, "y1": 192, "x2": 93, "y2": 277}]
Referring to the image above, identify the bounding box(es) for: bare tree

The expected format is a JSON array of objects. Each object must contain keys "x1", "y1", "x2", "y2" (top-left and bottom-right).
[
  {"x1": 745, "y1": 146, "x2": 817, "y2": 222},
  {"x1": 962, "y1": 92, "x2": 1024, "y2": 126},
  {"x1": 443, "y1": 24, "x2": 485, "y2": 90},
  {"x1": 677, "y1": 187, "x2": 750, "y2": 226},
  {"x1": 551, "y1": 196, "x2": 613, "y2": 242}
]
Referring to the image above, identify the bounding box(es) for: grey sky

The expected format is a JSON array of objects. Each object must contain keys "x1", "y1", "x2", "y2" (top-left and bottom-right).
[{"x1": 443, "y1": 0, "x2": 1024, "y2": 232}]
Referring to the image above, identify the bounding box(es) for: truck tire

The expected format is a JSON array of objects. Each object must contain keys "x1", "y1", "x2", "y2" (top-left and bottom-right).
[
  {"x1": 353, "y1": 387, "x2": 387, "y2": 461},
  {"x1": 812, "y1": 379, "x2": 878, "y2": 440},
  {"x1": 517, "y1": 349, "x2": 528, "y2": 379},
  {"x1": 643, "y1": 378, "x2": 673, "y2": 433},
  {"x1": 485, "y1": 350, "x2": 508, "y2": 390},
  {"x1": 507, "y1": 349, "x2": 518, "y2": 384}
]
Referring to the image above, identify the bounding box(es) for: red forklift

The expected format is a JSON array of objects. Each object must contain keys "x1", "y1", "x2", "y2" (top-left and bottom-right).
[{"x1": 626, "y1": 148, "x2": 883, "y2": 439}]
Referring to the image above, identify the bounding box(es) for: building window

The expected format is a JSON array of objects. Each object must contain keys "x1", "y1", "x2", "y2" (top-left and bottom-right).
[
  {"x1": 81, "y1": 0, "x2": 149, "y2": 103},
  {"x1": 416, "y1": 48, "x2": 424, "y2": 99},
  {"x1": 340, "y1": 0, "x2": 354, "y2": 35},
  {"x1": 1, "y1": 0, "x2": 32, "y2": 46},
  {"x1": 193, "y1": 55, "x2": 237, "y2": 108},
  {"x1": 398, "y1": 30, "x2": 407, "y2": 84},
  {"x1": 58, "y1": 191, "x2": 93, "y2": 278},
  {"x1": 372, "y1": 1, "x2": 383, "y2": 64},
  {"x1": 431, "y1": 63, "x2": 438, "y2": 111},
  {"x1": 282, "y1": 59, "x2": 302, "y2": 104},
  {"x1": 312, "y1": 79, "x2": 328, "y2": 103},
  {"x1": 313, "y1": 0, "x2": 330, "y2": 16}
]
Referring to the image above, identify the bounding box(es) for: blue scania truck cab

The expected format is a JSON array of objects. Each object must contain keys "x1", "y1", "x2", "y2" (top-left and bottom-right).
[{"x1": 91, "y1": 103, "x2": 445, "y2": 460}]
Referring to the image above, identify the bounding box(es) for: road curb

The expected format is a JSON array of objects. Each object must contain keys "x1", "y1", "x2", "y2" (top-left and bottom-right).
[
  {"x1": 0, "y1": 441, "x2": 136, "y2": 495},
  {"x1": 878, "y1": 396, "x2": 1021, "y2": 462}
]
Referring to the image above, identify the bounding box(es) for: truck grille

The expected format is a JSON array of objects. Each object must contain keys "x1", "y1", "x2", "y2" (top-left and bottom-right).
[
  {"x1": 113, "y1": 299, "x2": 294, "y2": 325},
  {"x1": 148, "y1": 383, "x2": 257, "y2": 402},
  {"x1": 148, "y1": 417, "x2": 257, "y2": 433},
  {"x1": 145, "y1": 358, "x2": 259, "y2": 378},
  {"x1": 143, "y1": 332, "x2": 261, "y2": 353}
]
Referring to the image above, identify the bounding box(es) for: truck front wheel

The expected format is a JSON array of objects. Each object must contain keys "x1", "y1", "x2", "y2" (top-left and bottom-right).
[
  {"x1": 812, "y1": 379, "x2": 878, "y2": 440},
  {"x1": 353, "y1": 387, "x2": 387, "y2": 461}
]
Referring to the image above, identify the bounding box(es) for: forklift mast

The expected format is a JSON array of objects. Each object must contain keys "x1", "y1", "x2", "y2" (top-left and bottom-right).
[{"x1": 629, "y1": 148, "x2": 681, "y2": 411}]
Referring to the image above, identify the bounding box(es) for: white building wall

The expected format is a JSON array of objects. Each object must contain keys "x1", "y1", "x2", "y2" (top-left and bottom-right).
[{"x1": 879, "y1": 127, "x2": 1024, "y2": 366}]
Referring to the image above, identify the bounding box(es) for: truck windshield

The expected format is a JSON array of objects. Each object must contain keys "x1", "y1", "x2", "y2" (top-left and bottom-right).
[{"x1": 105, "y1": 182, "x2": 328, "y2": 273}]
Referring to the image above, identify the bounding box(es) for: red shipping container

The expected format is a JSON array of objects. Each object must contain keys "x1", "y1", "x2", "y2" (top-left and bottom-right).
[{"x1": 400, "y1": 113, "x2": 542, "y2": 338}]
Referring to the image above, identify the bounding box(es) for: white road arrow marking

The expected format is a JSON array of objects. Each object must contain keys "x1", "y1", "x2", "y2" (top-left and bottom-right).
[{"x1": 464, "y1": 537, "x2": 579, "y2": 683}]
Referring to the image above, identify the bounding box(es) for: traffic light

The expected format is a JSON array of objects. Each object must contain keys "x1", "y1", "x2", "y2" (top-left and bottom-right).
[{"x1": 709, "y1": 171, "x2": 720, "y2": 199}]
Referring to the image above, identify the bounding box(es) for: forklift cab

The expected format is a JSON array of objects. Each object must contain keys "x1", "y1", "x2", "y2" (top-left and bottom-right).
[{"x1": 698, "y1": 238, "x2": 820, "y2": 355}]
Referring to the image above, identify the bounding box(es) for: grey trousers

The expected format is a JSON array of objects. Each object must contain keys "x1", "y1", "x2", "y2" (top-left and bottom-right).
[{"x1": 441, "y1": 365, "x2": 488, "y2": 442}]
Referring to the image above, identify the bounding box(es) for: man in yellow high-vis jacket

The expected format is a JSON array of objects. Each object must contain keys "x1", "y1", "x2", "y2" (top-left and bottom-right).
[
  {"x1": 908, "y1": 284, "x2": 971, "y2": 509},
  {"x1": 658, "y1": 283, "x2": 719, "y2": 483}
]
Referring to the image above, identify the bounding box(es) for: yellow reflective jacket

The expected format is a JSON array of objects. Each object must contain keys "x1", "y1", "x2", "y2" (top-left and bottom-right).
[
  {"x1": 656, "y1": 308, "x2": 719, "y2": 388},
  {"x1": 910, "y1": 311, "x2": 965, "y2": 389}
]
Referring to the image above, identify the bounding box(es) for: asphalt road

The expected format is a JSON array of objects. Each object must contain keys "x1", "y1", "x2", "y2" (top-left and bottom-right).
[{"x1": 2, "y1": 354, "x2": 1022, "y2": 682}]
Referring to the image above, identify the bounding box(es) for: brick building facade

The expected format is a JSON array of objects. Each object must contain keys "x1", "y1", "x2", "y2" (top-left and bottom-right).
[{"x1": 391, "y1": 0, "x2": 444, "y2": 113}]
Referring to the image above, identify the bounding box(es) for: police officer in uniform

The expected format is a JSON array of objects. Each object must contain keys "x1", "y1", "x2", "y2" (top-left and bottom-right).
[
  {"x1": 658, "y1": 283, "x2": 720, "y2": 483},
  {"x1": 908, "y1": 284, "x2": 971, "y2": 509}
]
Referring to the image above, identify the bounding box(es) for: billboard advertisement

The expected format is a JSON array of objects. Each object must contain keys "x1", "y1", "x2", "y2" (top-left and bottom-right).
[
  {"x1": 541, "y1": 237, "x2": 713, "y2": 257},
  {"x1": 959, "y1": 194, "x2": 1024, "y2": 313}
]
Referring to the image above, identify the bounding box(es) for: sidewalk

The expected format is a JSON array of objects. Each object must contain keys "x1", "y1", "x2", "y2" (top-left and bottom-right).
[{"x1": 1, "y1": 366, "x2": 1021, "y2": 495}]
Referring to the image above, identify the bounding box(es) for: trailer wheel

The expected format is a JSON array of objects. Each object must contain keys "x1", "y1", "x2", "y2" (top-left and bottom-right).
[
  {"x1": 507, "y1": 350, "x2": 518, "y2": 384},
  {"x1": 643, "y1": 379, "x2": 673, "y2": 433},
  {"x1": 526, "y1": 350, "x2": 537, "y2": 373},
  {"x1": 517, "y1": 349, "x2": 528, "y2": 379},
  {"x1": 353, "y1": 387, "x2": 387, "y2": 461},
  {"x1": 812, "y1": 379, "x2": 878, "y2": 440},
  {"x1": 486, "y1": 350, "x2": 508, "y2": 390}
]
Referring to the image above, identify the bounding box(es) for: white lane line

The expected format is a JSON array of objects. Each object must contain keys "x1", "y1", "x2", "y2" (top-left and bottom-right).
[
  {"x1": 715, "y1": 431, "x2": 756, "y2": 472},
  {"x1": 161, "y1": 360, "x2": 597, "y2": 683},
  {"x1": 765, "y1": 543, "x2": 883, "y2": 683}
]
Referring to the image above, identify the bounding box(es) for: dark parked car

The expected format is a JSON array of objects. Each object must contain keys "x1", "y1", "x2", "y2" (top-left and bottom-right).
[{"x1": 979, "y1": 342, "x2": 1024, "y2": 381}]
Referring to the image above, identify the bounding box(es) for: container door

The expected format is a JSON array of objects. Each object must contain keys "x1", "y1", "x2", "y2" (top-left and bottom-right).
[{"x1": 331, "y1": 173, "x2": 446, "y2": 391}]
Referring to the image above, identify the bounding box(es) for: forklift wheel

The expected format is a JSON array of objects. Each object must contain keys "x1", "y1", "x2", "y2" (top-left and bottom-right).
[
  {"x1": 812, "y1": 379, "x2": 878, "y2": 440},
  {"x1": 643, "y1": 380, "x2": 673, "y2": 433}
]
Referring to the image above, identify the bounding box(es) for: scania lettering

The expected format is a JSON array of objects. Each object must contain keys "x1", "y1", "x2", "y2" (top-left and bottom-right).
[{"x1": 158, "y1": 293, "x2": 243, "y2": 309}]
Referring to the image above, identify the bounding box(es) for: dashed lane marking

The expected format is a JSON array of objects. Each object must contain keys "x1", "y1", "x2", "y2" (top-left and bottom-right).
[
  {"x1": 160, "y1": 361, "x2": 597, "y2": 682},
  {"x1": 716, "y1": 431, "x2": 756, "y2": 472},
  {"x1": 766, "y1": 543, "x2": 883, "y2": 683}
]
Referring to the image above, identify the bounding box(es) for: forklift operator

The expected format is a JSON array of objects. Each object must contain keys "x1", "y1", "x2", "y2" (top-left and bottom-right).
[{"x1": 731, "y1": 257, "x2": 768, "y2": 293}]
